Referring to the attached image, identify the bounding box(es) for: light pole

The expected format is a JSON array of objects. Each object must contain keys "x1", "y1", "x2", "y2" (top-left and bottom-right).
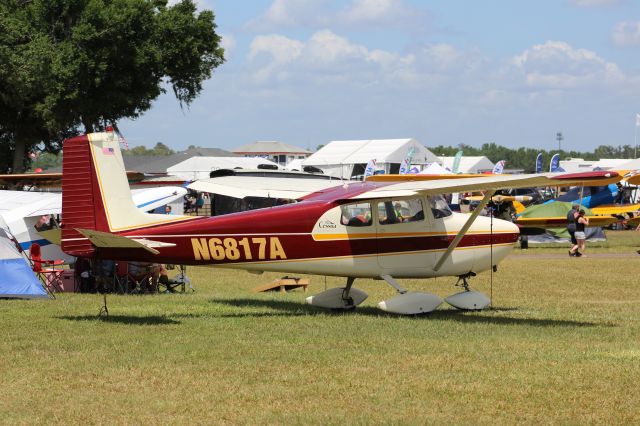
[{"x1": 556, "y1": 132, "x2": 563, "y2": 152}]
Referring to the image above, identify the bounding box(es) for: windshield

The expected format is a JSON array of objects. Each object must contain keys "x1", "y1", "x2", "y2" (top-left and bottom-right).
[{"x1": 429, "y1": 195, "x2": 452, "y2": 219}]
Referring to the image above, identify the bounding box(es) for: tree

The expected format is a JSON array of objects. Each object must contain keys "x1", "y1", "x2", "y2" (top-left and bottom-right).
[
  {"x1": 0, "y1": 0, "x2": 224, "y2": 172},
  {"x1": 122, "y1": 142, "x2": 174, "y2": 156}
]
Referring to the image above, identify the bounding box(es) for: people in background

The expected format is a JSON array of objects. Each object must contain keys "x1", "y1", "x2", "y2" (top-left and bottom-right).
[
  {"x1": 571, "y1": 209, "x2": 589, "y2": 257},
  {"x1": 567, "y1": 204, "x2": 579, "y2": 256},
  {"x1": 196, "y1": 194, "x2": 205, "y2": 212}
]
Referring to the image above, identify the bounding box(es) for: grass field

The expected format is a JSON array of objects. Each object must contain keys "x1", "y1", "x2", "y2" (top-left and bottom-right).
[{"x1": 1, "y1": 231, "x2": 639, "y2": 424}]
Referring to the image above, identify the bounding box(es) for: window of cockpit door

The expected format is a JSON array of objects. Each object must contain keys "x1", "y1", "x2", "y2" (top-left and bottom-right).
[{"x1": 376, "y1": 198, "x2": 432, "y2": 270}]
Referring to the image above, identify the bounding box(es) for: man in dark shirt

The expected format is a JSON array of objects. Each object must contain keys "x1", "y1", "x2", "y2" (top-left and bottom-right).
[{"x1": 567, "y1": 204, "x2": 579, "y2": 256}]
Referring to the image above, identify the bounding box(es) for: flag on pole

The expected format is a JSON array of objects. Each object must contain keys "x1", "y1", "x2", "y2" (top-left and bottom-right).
[
  {"x1": 636, "y1": 113, "x2": 640, "y2": 127},
  {"x1": 535, "y1": 153, "x2": 543, "y2": 174},
  {"x1": 364, "y1": 159, "x2": 377, "y2": 178},
  {"x1": 451, "y1": 150, "x2": 463, "y2": 174},
  {"x1": 111, "y1": 122, "x2": 129, "y2": 150},
  {"x1": 549, "y1": 153, "x2": 563, "y2": 172},
  {"x1": 399, "y1": 146, "x2": 416, "y2": 175}
]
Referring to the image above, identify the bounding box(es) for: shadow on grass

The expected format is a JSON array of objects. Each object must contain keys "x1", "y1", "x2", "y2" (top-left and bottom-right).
[
  {"x1": 57, "y1": 315, "x2": 180, "y2": 325},
  {"x1": 212, "y1": 298, "x2": 608, "y2": 327}
]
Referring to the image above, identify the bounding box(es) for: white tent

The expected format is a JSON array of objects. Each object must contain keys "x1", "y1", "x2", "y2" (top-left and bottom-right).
[
  {"x1": 613, "y1": 158, "x2": 640, "y2": 171},
  {"x1": 439, "y1": 156, "x2": 494, "y2": 174},
  {"x1": 167, "y1": 157, "x2": 282, "y2": 181},
  {"x1": 302, "y1": 139, "x2": 439, "y2": 179},
  {"x1": 418, "y1": 162, "x2": 453, "y2": 175}
]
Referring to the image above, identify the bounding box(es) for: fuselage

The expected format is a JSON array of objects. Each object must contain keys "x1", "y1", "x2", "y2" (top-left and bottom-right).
[{"x1": 99, "y1": 189, "x2": 520, "y2": 279}]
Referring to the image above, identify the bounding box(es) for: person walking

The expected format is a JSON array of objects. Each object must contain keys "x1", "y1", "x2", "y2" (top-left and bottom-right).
[
  {"x1": 567, "y1": 204, "x2": 579, "y2": 256},
  {"x1": 573, "y1": 209, "x2": 589, "y2": 257}
]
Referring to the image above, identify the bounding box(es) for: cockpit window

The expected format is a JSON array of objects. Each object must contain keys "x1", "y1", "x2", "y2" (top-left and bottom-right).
[
  {"x1": 340, "y1": 203, "x2": 372, "y2": 227},
  {"x1": 377, "y1": 199, "x2": 424, "y2": 225},
  {"x1": 429, "y1": 195, "x2": 452, "y2": 219}
]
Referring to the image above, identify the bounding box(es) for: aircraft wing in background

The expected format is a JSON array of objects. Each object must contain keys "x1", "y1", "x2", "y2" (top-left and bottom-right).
[{"x1": 188, "y1": 176, "x2": 344, "y2": 200}]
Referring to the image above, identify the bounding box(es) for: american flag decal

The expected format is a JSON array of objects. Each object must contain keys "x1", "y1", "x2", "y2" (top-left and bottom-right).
[{"x1": 102, "y1": 147, "x2": 115, "y2": 155}]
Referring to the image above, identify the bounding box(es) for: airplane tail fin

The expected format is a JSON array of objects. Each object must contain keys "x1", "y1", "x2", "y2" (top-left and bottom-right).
[{"x1": 61, "y1": 131, "x2": 187, "y2": 256}]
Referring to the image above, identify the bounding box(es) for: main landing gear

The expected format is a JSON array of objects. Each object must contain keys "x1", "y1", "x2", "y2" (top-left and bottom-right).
[
  {"x1": 444, "y1": 272, "x2": 491, "y2": 311},
  {"x1": 305, "y1": 277, "x2": 368, "y2": 310},
  {"x1": 306, "y1": 273, "x2": 491, "y2": 315}
]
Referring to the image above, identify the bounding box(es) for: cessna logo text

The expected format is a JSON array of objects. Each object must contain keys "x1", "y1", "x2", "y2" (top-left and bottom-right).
[
  {"x1": 191, "y1": 237, "x2": 287, "y2": 261},
  {"x1": 318, "y1": 220, "x2": 337, "y2": 229}
]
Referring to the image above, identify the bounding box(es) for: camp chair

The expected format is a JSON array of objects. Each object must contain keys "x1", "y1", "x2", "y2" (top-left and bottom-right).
[
  {"x1": 29, "y1": 242, "x2": 65, "y2": 293},
  {"x1": 157, "y1": 265, "x2": 194, "y2": 293},
  {"x1": 127, "y1": 262, "x2": 160, "y2": 294},
  {"x1": 113, "y1": 262, "x2": 130, "y2": 294}
]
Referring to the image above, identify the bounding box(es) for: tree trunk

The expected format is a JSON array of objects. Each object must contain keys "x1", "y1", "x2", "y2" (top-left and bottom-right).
[{"x1": 12, "y1": 135, "x2": 27, "y2": 174}]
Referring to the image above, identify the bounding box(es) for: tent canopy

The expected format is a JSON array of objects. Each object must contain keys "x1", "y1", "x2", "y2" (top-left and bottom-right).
[
  {"x1": 419, "y1": 162, "x2": 453, "y2": 175},
  {"x1": 302, "y1": 139, "x2": 439, "y2": 178},
  {"x1": 439, "y1": 156, "x2": 495, "y2": 174}
]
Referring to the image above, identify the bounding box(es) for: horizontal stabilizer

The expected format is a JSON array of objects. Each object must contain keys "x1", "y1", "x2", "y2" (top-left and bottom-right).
[
  {"x1": 76, "y1": 229, "x2": 175, "y2": 255},
  {"x1": 37, "y1": 229, "x2": 62, "y2": 246}
]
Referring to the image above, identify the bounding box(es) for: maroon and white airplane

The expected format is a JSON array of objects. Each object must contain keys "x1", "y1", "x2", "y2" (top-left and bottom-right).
[{"x1": 60, "y1": 131, "x2": 620, "y2": 315}]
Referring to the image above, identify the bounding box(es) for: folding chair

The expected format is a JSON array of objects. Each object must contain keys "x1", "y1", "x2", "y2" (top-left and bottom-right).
[
  {"x1": 127, "y1": 262, "x2": 160, "y2": 294},
  {"x1": 113, "y1": 262, "x2": 130, "y2": 294},
  {"x1": 158, "y1": 265, "x2": 194, "y2": 293},
  {"x1": 29, "y1": 242, "x2": 65, "y2": 293}
]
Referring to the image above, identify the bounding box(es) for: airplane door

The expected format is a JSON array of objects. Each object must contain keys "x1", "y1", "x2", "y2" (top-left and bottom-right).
[{"x1": 376, "y1": 197, "x2": 434, "y2": 273}]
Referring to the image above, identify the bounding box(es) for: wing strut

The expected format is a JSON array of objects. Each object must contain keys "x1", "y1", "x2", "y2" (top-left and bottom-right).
[{"x1": 433, "y1": 190, "x2": 496, "y2": 272}]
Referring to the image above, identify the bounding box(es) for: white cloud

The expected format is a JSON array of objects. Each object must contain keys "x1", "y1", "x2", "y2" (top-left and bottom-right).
[
  {"x1": 611, "y1": 21, "x2": 640, "y2": 47},
  {"x1": 244, "y1": 29, "x2": 485, "y2": 93},
  {"x1": 509, "y1": 41, "x2": 624, "y2": 89},
  {"x1": 246, "y1": 0, "x2": 428, "y2": 32},
  {"x1": 248, "y1": 34, "x2": 304, "y2": 82},
  {"x1": 246, "y1": 0, "x2": 332, "y2": 31},
  {"x1": 339, "y1": 0, "x2": 426, "y2": 28},
  {"x1": 220, "y1": 34, "x2": 236, "y2": 59},
  {"x1": 570, "y1": 0, "x2": 620, "y2": 7}
]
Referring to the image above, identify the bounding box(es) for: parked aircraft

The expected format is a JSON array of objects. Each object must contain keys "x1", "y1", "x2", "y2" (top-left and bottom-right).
[
  {"x1": 60, "y1": 131, "x2": 620, "y2": 315},
  {"x1": 0, "y1": 186, "x2": 187, "y2": 262}
]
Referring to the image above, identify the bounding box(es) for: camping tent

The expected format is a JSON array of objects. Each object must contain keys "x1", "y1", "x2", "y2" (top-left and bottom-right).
[
  {"x1": 0, "y1": 218, "x2": 48, "y2": 299},
  {"x1": 302, "y1": 139, "x2": 440, "y2": 179},
  {"x1": 517, "y1": 201, "x2": 606, "y2": 243}
]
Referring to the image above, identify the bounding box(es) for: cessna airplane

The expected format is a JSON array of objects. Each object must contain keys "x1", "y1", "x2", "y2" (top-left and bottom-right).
[{"x1": 60, "y1": 131, "x2": 621, "y2": 315}]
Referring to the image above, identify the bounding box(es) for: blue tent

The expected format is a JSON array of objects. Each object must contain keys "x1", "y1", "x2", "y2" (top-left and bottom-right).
[{"x1": 0, "y1": 221, "x2": 48, "y2": 299}]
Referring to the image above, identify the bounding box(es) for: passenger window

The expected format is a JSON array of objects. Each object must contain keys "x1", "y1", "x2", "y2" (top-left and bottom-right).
[
  {"x1": 429, "y1": 195, "x2": 453, "y2": 219},
  {"x1": 377, "y1": 199, "x2": 424, "y2": 225},
  {"x1": 340, "y1": 203, "x2": 372, "y2": 227}
]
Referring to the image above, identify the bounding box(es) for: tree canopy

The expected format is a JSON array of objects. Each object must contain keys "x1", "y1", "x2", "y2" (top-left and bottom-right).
[
  {"x1": 0, "y1": 0, "x2": 224, "y2": 172},
  {"x1": 431, "y1": 142, "x2": 637, "y2": 173}
]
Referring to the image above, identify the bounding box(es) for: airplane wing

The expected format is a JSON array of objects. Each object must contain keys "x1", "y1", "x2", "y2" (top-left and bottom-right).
[
  {"x1": 625, "y1": 173, "x2": 640, "y2": 186},
  {"x1": 0, "y1": 191, "x2": 62, "y2": 221},
  {"x1": 131, "y1": 186, "x2": 188, "y2": 211},
  {"x1": 515, "y1": 216, "x2": 618, "y2": 228},
  {"x1": 188, "y1": 176, "x2": 344, "y2": 199},
  {"x1": 0, "y1": 186, "x2": 187, "y2": 221},
  {"x1": 348, "y1": 172, "x2": 621, "y2": 200},
  {"x1": 590, "y1": 204, "x2": 640, "y2": 216}
]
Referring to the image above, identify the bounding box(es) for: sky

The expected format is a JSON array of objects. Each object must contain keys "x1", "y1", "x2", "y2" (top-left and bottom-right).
[{"x1": 119, "y1": 0, "x2": 640, "y2": 153}]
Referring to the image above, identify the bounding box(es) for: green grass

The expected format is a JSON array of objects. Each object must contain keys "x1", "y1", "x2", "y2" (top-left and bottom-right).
[{"x1": 1, "y1": 231, "x2": 639, "y2": 424}]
